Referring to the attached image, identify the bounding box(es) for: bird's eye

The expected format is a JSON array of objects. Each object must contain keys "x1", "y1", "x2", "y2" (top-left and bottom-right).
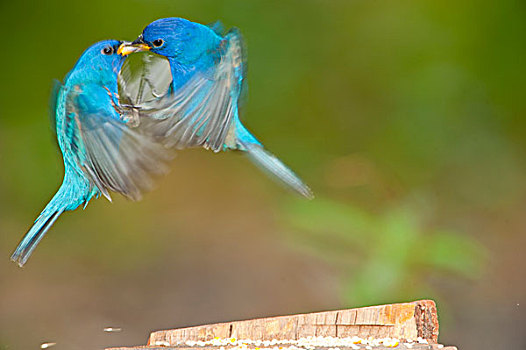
[
  {"x1": 152, "y1": 39, "x2": 164, "y2": 48},
  {"x1": 101, "y1": 46, "x2": 114, "y2": 55}
]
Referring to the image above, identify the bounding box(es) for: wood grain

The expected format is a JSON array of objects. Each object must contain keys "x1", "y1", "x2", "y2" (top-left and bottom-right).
[
  {"x1": 146, "y1": 300, "x2": 439, "y2": 346},
  {"x1": 109, "y1": 346, "x2": 456, "y2": 350}
]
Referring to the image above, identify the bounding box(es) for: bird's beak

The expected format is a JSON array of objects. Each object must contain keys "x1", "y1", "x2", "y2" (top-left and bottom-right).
[{"x1": 117, "y1": 38, "x2": 151, "y2": 56}]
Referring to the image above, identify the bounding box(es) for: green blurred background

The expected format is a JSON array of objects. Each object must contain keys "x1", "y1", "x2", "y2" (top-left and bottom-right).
[{"x1": 1, "y1": 1, "x2": 525, "y2": 349}]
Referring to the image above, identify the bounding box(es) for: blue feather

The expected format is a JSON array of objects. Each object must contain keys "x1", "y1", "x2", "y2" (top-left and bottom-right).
[{"x1": 11, "y1": 166, "x2": 94, "y2": 266}]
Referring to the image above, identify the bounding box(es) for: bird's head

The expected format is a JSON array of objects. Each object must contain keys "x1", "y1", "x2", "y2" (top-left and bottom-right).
[
  {"x1": 69, "y1": 40, "x2": 126, "y2": 84},
  {"x1": 118, "y1": 18, "x2": 221, "y2": 64}
]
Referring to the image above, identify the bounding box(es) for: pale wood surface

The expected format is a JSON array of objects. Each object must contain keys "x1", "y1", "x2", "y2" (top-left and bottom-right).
[
  {"x1": 109, "y1": 346, "x2": 456, "y2": 350},
  {"x1": 107, "y1": 300, "x2": 448, "y2": 350},
  {"x1": 147, "y1": 300, "x2": 439, "y2": 346}
]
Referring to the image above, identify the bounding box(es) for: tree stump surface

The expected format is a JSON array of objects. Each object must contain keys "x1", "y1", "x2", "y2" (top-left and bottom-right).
[
  {"x1": 107, "y1": 300, "x2": 455, "y2": 350},
  {"x1": 108, "y1": 346, "x2": 457, "y2": 350}
]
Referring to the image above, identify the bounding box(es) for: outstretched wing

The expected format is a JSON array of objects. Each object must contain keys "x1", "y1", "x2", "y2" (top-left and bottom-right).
[
  {"x1": 121, "y1": 29, "x2": 247, "y2": 153},
  {"x1": 64, "y1": 84, "x2": 172, "y2": 201},
  {"x1": 118, "y1": 52, "x2": 172, "y2": 107}
]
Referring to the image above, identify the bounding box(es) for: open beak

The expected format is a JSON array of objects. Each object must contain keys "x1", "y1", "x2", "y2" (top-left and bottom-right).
[{"x1": 117, "y1": 38, "x2": 151, "y2": 56}]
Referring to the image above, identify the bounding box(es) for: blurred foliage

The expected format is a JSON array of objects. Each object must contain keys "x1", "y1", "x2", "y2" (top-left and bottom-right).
[{"x1": 283, "y1": 196, "x2": 487, "y2": 306}]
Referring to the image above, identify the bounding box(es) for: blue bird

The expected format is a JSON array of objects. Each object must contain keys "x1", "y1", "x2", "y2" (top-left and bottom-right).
[
  {"x1": 118, "y1": 17, "x2": 313, "y2": 199},
  {"x1": 11, "y1": 40, "x2": 170, "y2": 266}
]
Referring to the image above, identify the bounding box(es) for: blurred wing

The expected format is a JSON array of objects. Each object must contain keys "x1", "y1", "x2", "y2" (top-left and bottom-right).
[
  {"x1": 126, "y1": 29, "x2": 246, "y2": 153},
  {"x1": 118, "y1": 52, "x2": 172, "y2": 106},
  {"x1": 49, "y1": 79, "x2": 63, "y2": 137},
  {"x1": 207, "y1": 20, "x2": 225, "y2": 35},
  {"x1": 64, "y1": 85, "x2": 172, "y2": 201}
]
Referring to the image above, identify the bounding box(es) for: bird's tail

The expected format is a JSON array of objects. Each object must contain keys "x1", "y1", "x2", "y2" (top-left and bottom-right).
[
  {"x1": 235, "y1": 125, "x2": 313, "y2": 199},
  {"x1": 11, "y1": 205, "x2": 65, "y2": 267},
  {"x1": 10, "y1": 171, "x2": 88, "y2": 267}
]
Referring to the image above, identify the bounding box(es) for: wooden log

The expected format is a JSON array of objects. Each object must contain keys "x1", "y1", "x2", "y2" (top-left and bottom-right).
[
  {"x1": 109, "y1": 346, "x2": 457, "y2": 350},
  {"x1": 107, "y1": 300, "x2": 450, "y2": 350},
  {"x1": 146, "y1": 300, "x2": 438, "y2": 346}
]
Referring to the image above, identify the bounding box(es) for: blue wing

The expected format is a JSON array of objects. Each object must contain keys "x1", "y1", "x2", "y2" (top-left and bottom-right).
[
  {"x1": 207, "y1": 20, "x2": 225, "y2": 35},
  {"x1": 121, "y1": 29, "x2": 246, "y2": 152},
  {"x1": 64, "y1": 84, "x2": 173, "y2": 201}
]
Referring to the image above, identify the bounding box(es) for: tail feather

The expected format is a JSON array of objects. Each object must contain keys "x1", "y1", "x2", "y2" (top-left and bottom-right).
[
  {"x1": 11, "y1": 208, "x2": 65, "y2": 267},
  {"x1": 241, "y1": 140, "x2": 313, "y2": 199}
]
